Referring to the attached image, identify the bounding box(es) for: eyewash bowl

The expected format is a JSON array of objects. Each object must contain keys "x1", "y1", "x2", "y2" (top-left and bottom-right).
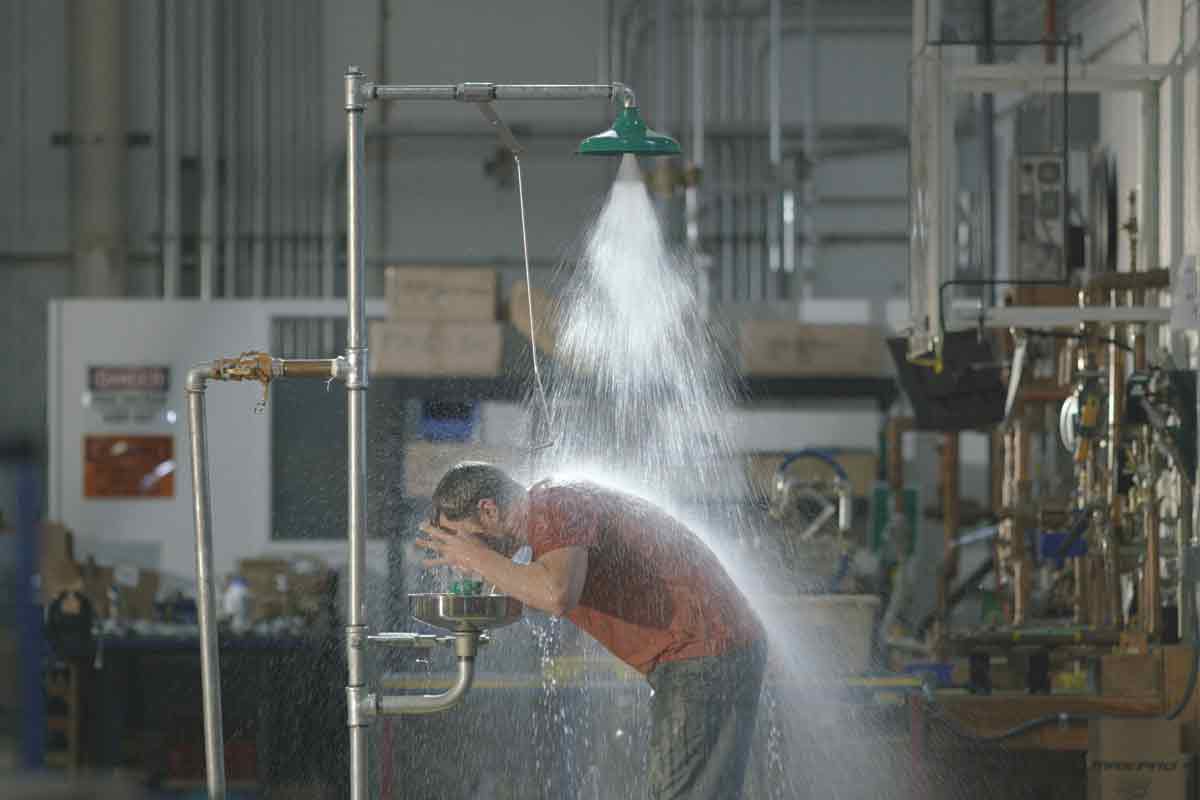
[{"x1": 409, "y1": 592, "x2": 524, "y2": 633}]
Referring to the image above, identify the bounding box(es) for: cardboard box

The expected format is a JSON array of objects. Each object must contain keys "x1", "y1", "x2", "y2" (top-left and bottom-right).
[
  {"x1": 507, "y1": 280, "x2": 557, "y2": 355},
  {"x1": 404, "y1": 441, "x2": 515, "y2": 498},
  {"x1": 238, "y1": 558, "x2": 292, "y2": 621},
  {"x1": 40, "y1": 522, "x2": 83, "y2": 603},
  {"x1": 1088, "y1": 719, "x2": 1191, "y2": 800},
  {"x1": 385, "y1": 266, "x2": 498, "y2": 321},
  {"x1": 79, "y1": 558, "x2": 160, "y2": 620},
  {"x1": 738, "y1": 321, "x2": 885, "y2": 377},
  {"x1": 748, "y1": 450, "x2": 878, "y2": 499},
  {"x1": 287, "y1": 556, "x2": 333, "y2": 619},
  {"x1": 370, "y1": 320, "x2": 504, "y2": 377}
]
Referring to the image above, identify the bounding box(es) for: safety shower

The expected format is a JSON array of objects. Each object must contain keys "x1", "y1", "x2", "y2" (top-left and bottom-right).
[{"x1": 184, "y1": 69, "x2": 679, "y2": 800}]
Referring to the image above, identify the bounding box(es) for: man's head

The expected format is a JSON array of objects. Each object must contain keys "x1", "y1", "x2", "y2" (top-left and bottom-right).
[{"x1": 429, "y1": 462, "x2": 527, "y2": 553}]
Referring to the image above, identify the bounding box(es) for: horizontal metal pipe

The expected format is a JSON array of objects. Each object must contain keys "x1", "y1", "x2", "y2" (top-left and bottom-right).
[
  {"x1": 371, "y1": 85, "x2": 457, "y2": 100},
  {"x1": 372, "y1": 657, "x2": 475, "y2": 716},
  {"x1": 280, "y1": 358, "x2": 340, "y2": 379},
  {"x1": 493, "y1": 83, "x2": 629, "y2": 103},
  {"x1": 370, "y1": 83, "x2": 632, "y2": 105},
  {"x1": 974, "y1": 306, "x2": 1171, "y2": 327}
]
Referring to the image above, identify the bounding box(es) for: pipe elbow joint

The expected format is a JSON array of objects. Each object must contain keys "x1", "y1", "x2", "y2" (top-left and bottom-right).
[
  {"x1": 186, "y1": 364, "x2": 215, "y2": 393},
  {"x1": 375, "y1": 657, "x2": 476, "y2": 716}
]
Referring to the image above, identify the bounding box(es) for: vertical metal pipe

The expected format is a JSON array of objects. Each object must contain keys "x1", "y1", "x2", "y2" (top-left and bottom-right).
[
  {"x1": 1106, "y1": 289, "x2": 1125, "y2": 627},
  {"x1": 344, "y1": 66, "x2": 369, "y2": 800},
  {"x1": 162, "y1": 0, "x2": 181, "y2": 297},
  {"x1": 690, "y1": 0, "x2": 705, "y2": 169},
  {"x1": 185, "y1": 366, "x2": 225, "y2": 799},
  {"x1": 222, "y1": 0, "x2": 238, "y2": 297},
  {"x1": 766, "y1": 0, "x2": 781, "y2": 297},
  {"x1": 768, "y1": 0, "x2": 781, "y2": 167},
  {"x1": 980, "y1": 0, "x2": 996, "y2": 302},
  {"x1": 800, "y1": 0, "x2": 819, "y2": 299},
  {"x1": 199, "y1": 0, "x2": 217, "y2": 299},
  {"x1": 1143, "y1": 426, "x2": 1161, "y2": 638},
  {"x1": 656, "y1": 0, "x2": 669, "y2": 130},
  {"x1": 252, "y1": 0, "x2": 267, "y2": 297},
  {"x1": 1141, "y1": 85, "x2": 1161, "y2": 272}
]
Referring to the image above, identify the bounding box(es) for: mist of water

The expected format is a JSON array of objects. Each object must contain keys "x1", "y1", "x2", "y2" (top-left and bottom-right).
[{"x1": 383, "y1": 154, "x2": 912, "y2": 799}]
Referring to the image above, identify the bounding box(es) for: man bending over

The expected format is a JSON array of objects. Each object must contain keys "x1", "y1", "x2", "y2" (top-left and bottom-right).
[{"x1": 418, "y1": 462, "x2": 766, "y2": 800}]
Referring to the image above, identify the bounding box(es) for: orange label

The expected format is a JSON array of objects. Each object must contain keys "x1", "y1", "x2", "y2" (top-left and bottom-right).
[{"x1": 83, "y1": 435, "x2": 175, "y2": 498}]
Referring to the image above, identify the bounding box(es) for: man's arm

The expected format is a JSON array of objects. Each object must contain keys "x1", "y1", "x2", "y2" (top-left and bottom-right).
[{"x1": 419, "y1": 528, "x2": 588, "y2": 617}]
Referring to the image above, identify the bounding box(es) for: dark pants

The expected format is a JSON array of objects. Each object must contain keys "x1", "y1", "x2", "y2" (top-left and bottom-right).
[{"x1": 646, "y1": 640, "x2": 767, "y2": 799}]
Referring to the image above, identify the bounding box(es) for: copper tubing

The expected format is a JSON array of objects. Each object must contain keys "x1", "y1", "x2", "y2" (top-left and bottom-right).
[
  {"x1": 939, "y1": 434, "x2": 960, "y2": 632},
  {"x1": 281, "y1": 358, "x2": 339, "y2": 379}
]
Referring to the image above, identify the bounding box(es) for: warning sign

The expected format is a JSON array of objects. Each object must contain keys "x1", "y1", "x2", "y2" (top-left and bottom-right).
[
  {"x1": 86, "y1": 365, "x2": 171, "y2": 425},
  {"x1": 83, "y1": 435, "x2": 175, "y2": 498}
]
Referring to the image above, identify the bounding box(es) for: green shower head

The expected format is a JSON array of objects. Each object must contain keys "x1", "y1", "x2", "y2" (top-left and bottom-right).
[{"x1": 578, "y1": 105, "x2": 681, "y2": 157}]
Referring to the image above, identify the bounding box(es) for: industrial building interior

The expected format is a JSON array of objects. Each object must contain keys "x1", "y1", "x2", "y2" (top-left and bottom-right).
[{"x1": 4, "y1": 0, "x2": 1200, "y2": 798}]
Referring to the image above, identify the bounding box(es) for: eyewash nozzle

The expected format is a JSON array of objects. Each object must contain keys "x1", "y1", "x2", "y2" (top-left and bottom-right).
[{"x1": 578, "y1": 106, "x2": 681, "y2": 157}]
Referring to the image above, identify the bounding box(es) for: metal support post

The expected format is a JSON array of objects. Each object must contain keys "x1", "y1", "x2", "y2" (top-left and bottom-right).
[{"x1": 344, "y1": 66, "x2": 370, "y2": 800}]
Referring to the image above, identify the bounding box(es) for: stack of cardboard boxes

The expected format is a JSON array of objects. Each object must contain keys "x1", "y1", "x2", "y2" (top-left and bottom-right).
[
  {"x1": 371, "y1": 266, "x2": 504, "y2": 377},
  {"x1": 371, "y1": 266, "x2": 519, "y2": 497},
  {"x1": 236, "y1": 555, "x2": 334, "y2": 623}
]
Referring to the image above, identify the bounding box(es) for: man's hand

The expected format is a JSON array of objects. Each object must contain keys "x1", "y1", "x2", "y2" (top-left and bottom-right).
[{"x1": 416, "y1": 523, "x2": 493, "y2": 573}]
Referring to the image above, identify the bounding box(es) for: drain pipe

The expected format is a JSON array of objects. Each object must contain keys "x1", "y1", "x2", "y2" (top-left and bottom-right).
[{"x1": 366, "y1": 633, "x2": 480, "y2": 716}]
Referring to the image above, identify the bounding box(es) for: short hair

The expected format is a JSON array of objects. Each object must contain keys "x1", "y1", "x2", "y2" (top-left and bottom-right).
[{"x1": 430, "y1": 462, "x2": 524, "y2": 522}]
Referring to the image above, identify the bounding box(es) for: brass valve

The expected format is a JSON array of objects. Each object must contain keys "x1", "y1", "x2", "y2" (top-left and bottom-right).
[{"x1": 213, "y1": 351, "x2": 277, "y2": 411}]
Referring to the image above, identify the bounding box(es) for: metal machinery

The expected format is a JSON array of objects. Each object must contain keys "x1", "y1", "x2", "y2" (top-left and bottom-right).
[
  {"x1": 904, "y1": 0, "x2": 1198, "y2": 700},
  {"x1": 184, "y1": 73, "x2": 677, "y2": 800}
]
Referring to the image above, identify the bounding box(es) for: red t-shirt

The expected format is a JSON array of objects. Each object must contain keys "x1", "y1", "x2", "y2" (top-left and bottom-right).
[{"x1": 526, "y1": 479, "x2": 764, "y2": 674}]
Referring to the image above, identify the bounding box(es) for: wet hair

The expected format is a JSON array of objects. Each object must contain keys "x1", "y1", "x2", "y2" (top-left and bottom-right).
[{"x1": 430, "y1": 462, "x2": 524, "y2": 523}]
